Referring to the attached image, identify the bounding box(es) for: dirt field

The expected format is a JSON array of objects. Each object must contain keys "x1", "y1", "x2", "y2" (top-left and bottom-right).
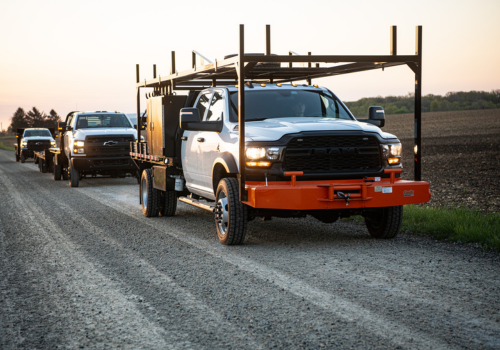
[{"x1": 384, "y1": 109, "x2": 500, "y2": 213}]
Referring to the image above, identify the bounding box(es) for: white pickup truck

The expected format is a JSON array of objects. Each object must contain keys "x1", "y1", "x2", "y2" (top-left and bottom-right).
[
  {"x1": 52, "y1": 111, "x2": 138, "y2": 187},
  {"x1": 15, "y1": 128, "x2": 56, "y2": 163},
  {"x1": 131, "y1": 84, "x2": 430, "y2": 245}
]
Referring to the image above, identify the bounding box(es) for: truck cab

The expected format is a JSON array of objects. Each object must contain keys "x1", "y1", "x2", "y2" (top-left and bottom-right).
[
  {"x1": 58, "y1": 111, "x2": 138, "y2": 187},
  {"x1": 181, "y1": 84, "x2": 401, "y2": 200}
]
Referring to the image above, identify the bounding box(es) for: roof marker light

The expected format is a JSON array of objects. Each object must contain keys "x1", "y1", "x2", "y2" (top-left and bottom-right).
[
  {"x1": 292, "y1": 83, "x2": 297, "y2": 87},
  {"x1": 260, "y1": 84, "x2": 266, "y2": 87},
  {"x1": 313, "y1": 84, "x2": 319, "y2": 88},
  {"x1": 277, "y1": 83, "x2": 282, "y2": 87}
]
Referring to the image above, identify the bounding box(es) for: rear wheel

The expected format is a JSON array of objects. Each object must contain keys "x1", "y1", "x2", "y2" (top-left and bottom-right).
[
  {"x1": 214, "y1": 178, "x2": 247, "y2": 245},
  {"x1": 68, "y1": 159, "x2": 79, "y2": 187},
  {"x1": 53, "y1": 164, "x2": 61, "y2": 180},
  {"x1": 364, "y1": 206, "x2": 403, "y2": 239},
  {"x1": 20, "y1": 153, "x2": 25, "y2": 163},
  {"x1": 159, "y1": 190, "x2": 177, "y2": 217},
  {"x1": 141, "y1": 169, "x2": 160, "y2": 217}
]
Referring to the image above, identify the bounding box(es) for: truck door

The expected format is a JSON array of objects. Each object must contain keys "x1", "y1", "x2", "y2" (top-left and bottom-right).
[
  {"x1": 181, "y1": 91, "x2": 212, "y2": 193},
  {"x1": 198, "y1": 90, "x2": 226, "y2": 194}
]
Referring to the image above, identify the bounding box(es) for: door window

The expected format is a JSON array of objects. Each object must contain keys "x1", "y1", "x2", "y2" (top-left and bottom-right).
[
  {"x1": 205, "y1": 91, "x2": 225, "y2": 121},
  {"x1": 195, "y1": 92, "x2": 212, "y2": 120}
]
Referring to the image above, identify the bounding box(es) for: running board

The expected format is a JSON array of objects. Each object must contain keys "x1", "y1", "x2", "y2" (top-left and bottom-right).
[{"x1": 179, "y1": 197, "x2": 215, "y2": 212}]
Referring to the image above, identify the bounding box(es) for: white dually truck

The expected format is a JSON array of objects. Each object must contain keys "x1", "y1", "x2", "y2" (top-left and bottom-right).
[{"x1": 130, "y1": 25, "x2": 430, "y2": 245}]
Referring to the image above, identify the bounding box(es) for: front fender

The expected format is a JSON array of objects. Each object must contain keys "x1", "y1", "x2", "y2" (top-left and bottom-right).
[{"x1": 212, "y1": 152, "x2": 238, "y2": 174}]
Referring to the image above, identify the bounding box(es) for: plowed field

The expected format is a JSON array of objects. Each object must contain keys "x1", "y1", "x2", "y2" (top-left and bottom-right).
[{"x1": 384, "y1": 109, "x2": 500, "y2": 213}]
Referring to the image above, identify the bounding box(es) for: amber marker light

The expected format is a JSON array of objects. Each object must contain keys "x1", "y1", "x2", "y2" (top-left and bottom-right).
[
  {"x1": 277, "y1": 83, "x2": 282, "y2": 87},
  {"x1": 260, "y1": 84, "x2": 266, "y2": 87},
  {"x1": 246, "y1": 161, "x2": 271, "y2": 167},
  {"x1": 292, "y1": 83, "x2": 297, "y2": 87},
  {"x1": 388, "y1": 158, "x2": 400, "y2": 165}
]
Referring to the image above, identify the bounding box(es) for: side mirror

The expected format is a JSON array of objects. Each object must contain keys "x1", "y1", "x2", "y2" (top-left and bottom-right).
[
  {"x1": 66, "y1": 125, "x2": 73, "y2": 131},
  {"x1": 58, "y1": 121, "x2": 66, "y2": 132},
  {"x1": 368, "y1": 106, "x2": 385, "y2": 127},
  {"x1": 133, "y1": 124, "x2": 137, "y2": 129},
  {"x1": 180, "y1": 108, "x2": 201, "y2": 130}
]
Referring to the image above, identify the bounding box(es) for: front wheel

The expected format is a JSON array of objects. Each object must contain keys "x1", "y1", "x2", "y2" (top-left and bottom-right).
[
  {"x1": 214, "y1": 178, "x2": 247, "y2": 245},
  {"x1": 364, "y1": 206, "x2": 403, "y2": 239},
  {"x1": 20, "y1": 153, "x2": 25, "y2": 163}
]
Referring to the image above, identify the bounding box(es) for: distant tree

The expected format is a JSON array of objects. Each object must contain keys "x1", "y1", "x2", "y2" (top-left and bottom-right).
[
  {"x1": 7, "y1": 107, "x2": 26, "y2": 132},
  {"x1": 25, "y1": 107, "x2": 47, "y2": 127},
  {"x1": 46, "y1": 109, "x2": 61, "y2": 127}
]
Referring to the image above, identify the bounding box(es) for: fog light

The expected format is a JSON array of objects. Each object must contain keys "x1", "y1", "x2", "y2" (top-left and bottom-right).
[{"x1": 388, "y1": 158, "x2": 399, "y2": 164}]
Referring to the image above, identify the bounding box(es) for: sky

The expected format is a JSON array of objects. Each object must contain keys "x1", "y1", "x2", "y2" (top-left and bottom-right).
[{"x1": 1, "y1": 0, "x2": 499, "y2": 130}]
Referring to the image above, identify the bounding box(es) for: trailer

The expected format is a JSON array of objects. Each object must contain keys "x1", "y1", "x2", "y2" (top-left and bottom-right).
[{"x1": 131, "y1": 25, "x2": 430, "y2": 245}]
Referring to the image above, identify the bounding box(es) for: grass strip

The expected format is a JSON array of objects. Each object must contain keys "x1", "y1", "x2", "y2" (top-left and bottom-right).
[
  {"x1": 0, "y1": 141, "x2": 14, "y2": 151},
  {"x1": 402, "y1": 205, "x2": 500, "y2": 251}
]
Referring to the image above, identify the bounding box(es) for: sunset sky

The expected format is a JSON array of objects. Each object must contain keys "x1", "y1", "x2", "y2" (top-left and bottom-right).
[{"x1": 1, "y1": 0, "x2": 499, "y2": 130}]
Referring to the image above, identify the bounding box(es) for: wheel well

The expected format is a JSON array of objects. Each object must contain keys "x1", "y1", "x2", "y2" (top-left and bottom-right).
[{"x1": 212, "y1": 163, "x2": 236, "y2": 194}]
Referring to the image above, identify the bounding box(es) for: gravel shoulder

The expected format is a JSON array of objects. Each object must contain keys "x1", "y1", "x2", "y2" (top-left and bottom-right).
[{"x1": 1, "y1": 149, "x2": 500, "y2": 349}]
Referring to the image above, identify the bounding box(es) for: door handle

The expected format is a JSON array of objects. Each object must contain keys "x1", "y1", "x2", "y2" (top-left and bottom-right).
[
  {"x1": 197, "y1": 138, "x2": 205, "y2": 142},
  {"x1": 181, "y1": 136, "x2": 188, "y2": 141}
]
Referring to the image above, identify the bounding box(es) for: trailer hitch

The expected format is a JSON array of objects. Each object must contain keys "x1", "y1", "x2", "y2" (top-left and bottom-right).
[{"x1": 337, "y1": 191, "x2": 350, "y2": 206}]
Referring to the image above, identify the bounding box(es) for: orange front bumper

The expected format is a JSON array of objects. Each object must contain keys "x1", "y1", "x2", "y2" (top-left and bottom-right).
[{"x1": 242, "y1": 169, "x2": 431, "y2": 210}]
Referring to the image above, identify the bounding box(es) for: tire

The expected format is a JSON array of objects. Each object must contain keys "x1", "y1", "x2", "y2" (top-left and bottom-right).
[
  {"x1": 53, "y1": 164, "x2": 61, "y2": 181},
  {"x1": 68, "y1": 159, "x2": 79, "y2": 187},
  {"x1": 214, "y1": 178, "x2": 247, "y2": 245},
  {"x1": 62, "y1": 167, "x2": 69, "y2": 180},
  {"x1": 141, "y1": 169, "x2": 160, "y2": 217},
  {"x1": 365, "y1": 206, "x2": 403, "y2": 239},
  {"x1": 20, "y1": 153, "x2": 25, "y2": 163},
  {"x1": 15, "y1": 153, "x2": 19, "y2": 162},
  {"x1": 159, "y1": 190, "x2": 177, "y2": 217}
]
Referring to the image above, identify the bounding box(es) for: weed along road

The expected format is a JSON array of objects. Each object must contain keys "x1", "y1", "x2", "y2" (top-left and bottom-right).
[{"x1": 1, "y1": 149, "x2": 499, "y2": 349}]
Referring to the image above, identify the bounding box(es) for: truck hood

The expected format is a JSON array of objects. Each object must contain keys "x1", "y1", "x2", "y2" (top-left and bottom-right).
[
  {"x1": 73, "y1": 128, "x2": 137, "y2": 140},
  {"x1": 241, "y1": 117, "x2": 397, "y2": 141}
]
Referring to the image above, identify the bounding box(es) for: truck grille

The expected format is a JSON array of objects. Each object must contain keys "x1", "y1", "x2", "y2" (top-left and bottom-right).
[
  {"x1": 27, "y1": 140, "x2": 51, "y2": 151},
  {"x1": 282, "y1": 135, "x2": 382, "y2": 173},
  {"x1": 85, "y1": 135, "x2": 135, "y2": 157}
]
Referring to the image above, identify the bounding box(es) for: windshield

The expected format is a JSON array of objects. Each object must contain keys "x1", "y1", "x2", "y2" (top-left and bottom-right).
[
  {"x1": 229, "y1": 89, "x2": 353, "y2": 122},
  {"x1": 75, "y1": 114, "x2": 132, "y2": 129},
  {"x1": 24, "y1": 129, "x2": 51, "y2": 137}
]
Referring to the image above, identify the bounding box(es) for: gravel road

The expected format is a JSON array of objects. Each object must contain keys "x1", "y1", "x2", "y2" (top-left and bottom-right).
[{"x1": 1, "y1": 149, "x2": 499, "y2": 349}]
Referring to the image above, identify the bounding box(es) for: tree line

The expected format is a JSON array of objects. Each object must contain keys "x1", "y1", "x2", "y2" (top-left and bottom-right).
[
  {"x1": 344, "y1": 90, "x2": 500, "y2": 117},
  {"x1": 8, "y1": 107, "x2": 61, "y2": 133}
]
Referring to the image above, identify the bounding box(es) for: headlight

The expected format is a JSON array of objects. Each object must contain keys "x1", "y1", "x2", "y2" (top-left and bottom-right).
[
  {"x1": 74, "y1": 141, "x2": 85, "y2": 147},
  {"x1": 21, "y1": 141, "x2": 27, "y2": 147},
  {"x1": 246, "y1": 147, "x2": 266, "y2": 160},
  {"x1": 50, "y1": 141, "x2": 56, "y2": 147},
  {"x1": 382, "y1": 143, "x2": 402, "y2": 165},
  {"x1": 246, "y1": 146, "x2": 284, "y2": 161}
]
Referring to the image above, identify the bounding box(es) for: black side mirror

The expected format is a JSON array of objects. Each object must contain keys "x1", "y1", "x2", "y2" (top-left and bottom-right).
[
  {"x1": 133, "y1": 124, "x2": 137, "y2": 129},
  {"x1": 180, "y1": 108, "x2": 201, "y2": 130},
  {"x1": 58, "y1": 121, "x2": 66, "y2": 132},
  {"x1": 66, "y1": 125, "x2": 73, "y2": 131},
  {"x1": 368, "y1": 106, "x2": 385, "y2": 127}
]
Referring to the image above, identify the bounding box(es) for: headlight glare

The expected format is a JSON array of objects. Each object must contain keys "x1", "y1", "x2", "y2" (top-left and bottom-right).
[
  {"x1": 74, "y1": 141, "x2": 85, "y2": 147},
  {"x1": 390, "y1": 144, "x2": 402, "y2": 157},
  {"x1": 246, "y1": 147, "x2": 266, "y2": 160}
]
